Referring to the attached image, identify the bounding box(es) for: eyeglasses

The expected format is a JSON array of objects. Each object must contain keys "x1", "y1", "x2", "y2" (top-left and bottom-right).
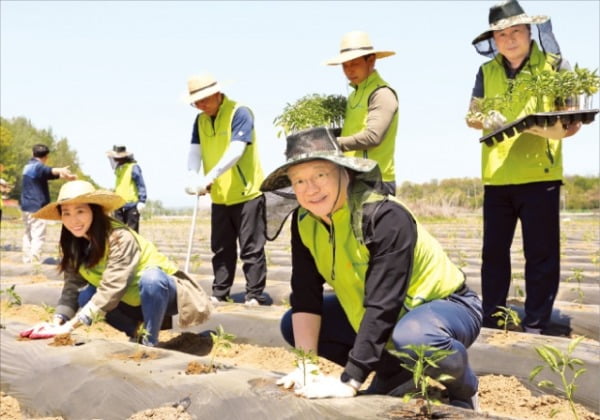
[{"x1": 290, "y1": 170, "x2": 334, "y2": 193}]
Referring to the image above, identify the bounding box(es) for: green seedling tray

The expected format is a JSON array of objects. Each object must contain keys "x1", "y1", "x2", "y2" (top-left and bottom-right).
[{"x1": 480, "y1": 109, "x2": 600, "y2": 146}]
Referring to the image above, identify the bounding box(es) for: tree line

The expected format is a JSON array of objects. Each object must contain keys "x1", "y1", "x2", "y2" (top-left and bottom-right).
[
  {"x1": 1, "y1": 116, "x2": 598, "y2": 213},
  {"x1": 398, "y1": 175, "x2": 599, "y2": 212}
]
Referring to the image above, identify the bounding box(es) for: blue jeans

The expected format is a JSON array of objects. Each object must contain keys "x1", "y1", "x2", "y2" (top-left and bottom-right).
[
  {"x1": 78, "y1": 267, "x2": 178, "y2": 345},
  {"x1": 281, "y1": 291, "x2": 482, "y2": 400}
]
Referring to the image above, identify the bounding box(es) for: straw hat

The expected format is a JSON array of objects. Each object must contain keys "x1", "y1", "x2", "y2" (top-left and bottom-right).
[
  {"x1": 33, "y1": 180, "x2": 125, "y2": 220},
  {"x1": 260, "y1": 127, "x2": 377, "y2": 192},
  {"x1": 106, "y1": 145, "x2": 133, "y2": 159},
  {"x1": 185, "y1": 73, "x2": 223, "y2": 104},
  {"x1": 325, "y1": 31, "x2": 395, "y2": 66},
  {"x1": 472, "y1": 0, "x2": 549, "y2": 45}
]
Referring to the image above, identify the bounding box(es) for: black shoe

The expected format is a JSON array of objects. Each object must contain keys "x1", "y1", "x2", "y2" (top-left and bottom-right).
[
  {"x1": 449, "y1": 392, "x2": 478, "y2": 411},
  {"x1": 364, "y1": 371, "x2": 414, "y2": 397}
]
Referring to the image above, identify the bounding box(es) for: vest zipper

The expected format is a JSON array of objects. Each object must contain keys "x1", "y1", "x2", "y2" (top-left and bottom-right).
[
  {"x1": 545, "y1": 139, "x2": 555, "y2": 165},
  {"x1": 329, "y1": 216, "x2": 336, "y2": 282},
  {"x1": 236, "y1": 165, "x2": 248, "y2": 194}
]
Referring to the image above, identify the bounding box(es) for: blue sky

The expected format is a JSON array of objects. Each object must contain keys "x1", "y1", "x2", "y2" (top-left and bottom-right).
[{"x1": 2, "y1": 1, "x2": 598, "y2": 208}]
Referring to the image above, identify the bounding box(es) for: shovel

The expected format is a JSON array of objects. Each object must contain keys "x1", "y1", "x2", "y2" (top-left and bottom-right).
[{"x1": 184, "y1": 194, "x2": 200, "y2": 273}]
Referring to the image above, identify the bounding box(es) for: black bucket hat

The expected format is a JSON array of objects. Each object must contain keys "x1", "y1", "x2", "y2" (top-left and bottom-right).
[
  {"x1": 260, "y1": 127, "x2": 377, "y2": 192},
  {"x1": 472, "y1": 0, "x2": 549, "y2": 45},
  {"x1": 472, "y1": 0, "x2": 560, "y2": 58}
]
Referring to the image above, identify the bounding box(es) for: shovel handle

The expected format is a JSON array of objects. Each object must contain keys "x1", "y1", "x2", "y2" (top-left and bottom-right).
[{"x1": 184, "y1": 195, "x2": 200, "y2": 273}]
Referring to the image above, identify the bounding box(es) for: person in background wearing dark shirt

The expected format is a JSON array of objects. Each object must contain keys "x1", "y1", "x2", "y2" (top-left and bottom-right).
[
  {"x1": 20, "y1": 144, "x2": 76, "y2": 264},
  {"x1": 260, "y1": 127, "x2": 482, "y2": 410}
]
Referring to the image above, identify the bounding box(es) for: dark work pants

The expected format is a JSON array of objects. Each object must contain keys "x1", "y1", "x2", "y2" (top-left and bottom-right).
[
  {"x1": 481, "y1": 181, "x2": 561, "y2": 330},
  {"x1": 114, "y1": 205, "x2": 140, "y2": 233},
  {"x1": 211, "y1": 195, "x2": 267, "y2": 301},
  {"x1": 281, "y1": 292, "x2": 482, "y2": 400}
]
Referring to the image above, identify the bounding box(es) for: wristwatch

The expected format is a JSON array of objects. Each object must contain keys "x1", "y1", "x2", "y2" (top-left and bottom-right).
[{"x1": 341, "y1": 372, "x2": 362, "y2": 391}]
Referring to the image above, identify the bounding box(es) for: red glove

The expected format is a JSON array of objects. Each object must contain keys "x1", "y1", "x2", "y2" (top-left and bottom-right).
[
  {"x1": 20, "y1": 322, "x2": 52, "y2": 338},
  {"x1": 20, "y1": 322, "x2": 73, "y2": 339}
]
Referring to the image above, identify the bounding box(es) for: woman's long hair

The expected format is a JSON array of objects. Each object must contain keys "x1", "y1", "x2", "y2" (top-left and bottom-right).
[{"x1": 58, "y1": 204, "x2": 112, "y2": 273}]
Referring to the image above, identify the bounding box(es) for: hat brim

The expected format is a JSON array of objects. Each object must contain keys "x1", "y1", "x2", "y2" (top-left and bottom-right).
[
  {"x1": 472, "y1": 14, "x2": 549, "y2": 45},
  {"x1": 324, "y1": 50, "x2": 395, "y2": 66},
  {"x1": 260, "y1": 153, "x2": 377, "y2": 192},
  {"x1": 106, "y1": 151, "x2": 133, "y2": 158},
  {"x1": 182, "y1": 80, "x2": 234, "y2": 105},
  {"x1": 33, "y1": 191, "x2": 126, "y2": 221}
]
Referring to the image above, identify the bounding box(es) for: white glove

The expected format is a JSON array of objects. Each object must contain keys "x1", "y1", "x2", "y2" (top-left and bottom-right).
[
  {"x1": 136, "y1": 202, "x2": 146, "y2": 212},
  {"x1": 52, "y1": 314, "x2": 69, "y2": 326},
  {"x1": 276, "y1": 362, "x2": 321, "y2": 389},
  {"x1": 482, "y1": 110, "x2": 507, "y2": 131},
  {"x1": 295, "y1": 375, "x2": 358, "y2": 399},
  {"x1": 185, "y1": 171, "x2": 210, "y2": 196}
]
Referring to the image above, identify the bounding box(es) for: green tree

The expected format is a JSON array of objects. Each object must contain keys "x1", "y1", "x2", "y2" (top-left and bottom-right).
[{"x1": 0, "y1": 116, "x2": 89, "y2": 202}]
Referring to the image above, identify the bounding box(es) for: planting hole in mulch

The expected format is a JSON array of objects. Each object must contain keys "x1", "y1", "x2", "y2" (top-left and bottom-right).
[
  {"x1": 185, "y1": 360, "x2": 214, "y2": 374},
  {"x1": 48, "y1": 333, "x2": 75, "y2": 347}
]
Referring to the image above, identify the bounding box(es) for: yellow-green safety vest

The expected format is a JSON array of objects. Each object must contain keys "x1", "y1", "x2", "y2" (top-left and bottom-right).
[
  {"x1": 115, "y1": 163, "x2": 139, "y2": 204},
  {"x1": 197, "y1": 96, "x2": 264, "y2": 205},
  {"x1": 78, "y1": 221, "x2": 179, "y2": 307},
  {"x1": 297, "y1": 195, "x2": 464, "y2": 333},
  {"x1": 341, "y1": 71, "x2": 398, "y2": 183},
  {"x1": 481, "y1": 42, "x2": 563, "y2": 185}
]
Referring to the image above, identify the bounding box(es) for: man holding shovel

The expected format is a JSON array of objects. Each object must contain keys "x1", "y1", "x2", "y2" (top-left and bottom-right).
[{"x1": 183, "y1": 73, "x2": 267, "y2": 306}]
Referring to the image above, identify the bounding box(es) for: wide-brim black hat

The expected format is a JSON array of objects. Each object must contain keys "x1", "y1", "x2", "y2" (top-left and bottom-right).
[
  {"x1": 260, "y1": 127, "x2": 377, "y2": 192},
  {"x1": 472, "y1": 0, "x2": 549, "y2": 45}
]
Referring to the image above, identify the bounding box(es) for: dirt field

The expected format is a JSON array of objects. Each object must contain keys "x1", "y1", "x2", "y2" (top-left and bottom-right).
[{"x1": 1, "y1": 212, "x2": 598, "y2": 419}]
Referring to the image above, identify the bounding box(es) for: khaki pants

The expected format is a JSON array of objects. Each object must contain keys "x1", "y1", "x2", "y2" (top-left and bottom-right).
[{"x1": 22, "y1": 212, "x2": 46, "y2": 264}]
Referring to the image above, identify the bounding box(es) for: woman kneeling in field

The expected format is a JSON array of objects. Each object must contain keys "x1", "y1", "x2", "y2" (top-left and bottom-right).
[{"x1": 20, "y1": 180, "x2": 211, "y2": 345}]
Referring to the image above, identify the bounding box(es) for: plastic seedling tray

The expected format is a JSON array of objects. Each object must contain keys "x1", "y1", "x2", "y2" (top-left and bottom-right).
[{"x1": 480, "y1": 109, "x2": 600, "y2": 146}]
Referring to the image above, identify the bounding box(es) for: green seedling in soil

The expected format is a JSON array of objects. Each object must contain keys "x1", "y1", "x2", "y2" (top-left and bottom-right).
[
  {"x1": 41, "y1": 303, "x2": 55, "y2": 320},
  {"x1": 592, "y1": 251, "x2": 600, "y2": 268},
  {"x1": 512, "y1": 284, "x2": 525, "y2": 300},
  {"x1": 190, "y1": 254, "x2": 203, "y2": 272},
  {"x1": 0, "y1": 285, "x2": 22, "y2": 307},
  {"x1": 566, "y1": 268, "x2": 585, "y2": 304},
  {"x1": 456, "y1": 250, "x2": 468, "y2": 269},
  {"x1": 492, "y1": 305, "x2": 521, "y2": 334},
  {"x1": 90, "y1": 311, "x2": 106, "y2": 324},
  {"x1": 135, "y1": 324, "x2": 151, "y2": 347},
  {"x1": 209, "y1": 325, "x2": 236, "y2": 370},
  {"x1": 392, "y1": 344, "x2": 456, "y2": 419},
  {"x1": 560, "y1": 232, "x2": 567, "y2": 258},
  {"x1": 83, "y1": 310, "x2": 107, "y2": 332},
  {"x1": 582, "y1": 230, "x2": 595, "y2": 244},
  {"x1": 530, "y1": 336, "x2": 587, "y2": 420},
  {"x1": 291, "y1": 347, "x2": 319, "y2": 387}
]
